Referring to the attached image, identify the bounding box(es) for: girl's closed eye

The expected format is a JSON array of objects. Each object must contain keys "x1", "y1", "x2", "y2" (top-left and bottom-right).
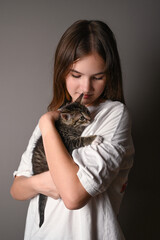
[
  {"x1": 92, "y1": 75, "x2": 104, "y2": 80},
  {"x1": 71, "y1": 74, "x2": 81, "y2": 78}
]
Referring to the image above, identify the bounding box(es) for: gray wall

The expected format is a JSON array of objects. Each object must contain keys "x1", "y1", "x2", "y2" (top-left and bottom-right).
[{"x1": 0, "y1": 0, "x2": 159, "y2": 239}]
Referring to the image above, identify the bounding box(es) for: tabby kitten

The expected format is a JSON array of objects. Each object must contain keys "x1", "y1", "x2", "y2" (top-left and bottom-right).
[{"x1": 32, "y1": 93, "x2": 102, "y2": 227}]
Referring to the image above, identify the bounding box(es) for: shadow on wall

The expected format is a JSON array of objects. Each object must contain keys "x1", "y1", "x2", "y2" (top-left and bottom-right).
[{"x1": 119, "y1": 54, "x2": 160, "y2": 239}]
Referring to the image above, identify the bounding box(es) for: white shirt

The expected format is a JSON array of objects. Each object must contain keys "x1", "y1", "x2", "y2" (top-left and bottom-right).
[{"x1": 14, "y1": 100, "x2": 134, "y2": 240}]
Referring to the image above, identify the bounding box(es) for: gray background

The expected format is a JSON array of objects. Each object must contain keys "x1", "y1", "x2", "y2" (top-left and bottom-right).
[{"x1": 0, "y1": 0, "x2": 159, "y2": 239}]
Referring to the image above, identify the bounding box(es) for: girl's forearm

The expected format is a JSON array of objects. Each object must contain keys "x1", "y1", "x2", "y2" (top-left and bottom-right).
[{"x1": 41, "y1": 123, "x2": 91, "y2": 210}]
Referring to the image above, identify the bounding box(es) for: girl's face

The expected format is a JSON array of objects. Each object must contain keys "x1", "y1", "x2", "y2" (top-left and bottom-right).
[{"x1": 65, "y1": 53, "x2": 107, "y2": 106}]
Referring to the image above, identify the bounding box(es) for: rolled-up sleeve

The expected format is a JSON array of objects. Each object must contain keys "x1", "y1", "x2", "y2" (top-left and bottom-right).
[
  {"x1": 13, "y1": 124, "x2": 41, "y2": 177},
  {"x1": 72, "y1": 101, "x2": 134, "y2": 197}
]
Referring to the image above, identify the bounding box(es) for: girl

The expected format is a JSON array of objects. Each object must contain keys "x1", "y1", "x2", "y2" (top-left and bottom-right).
[{"x1": 10, "y1": 20, "x2": 134, "y2": 240}]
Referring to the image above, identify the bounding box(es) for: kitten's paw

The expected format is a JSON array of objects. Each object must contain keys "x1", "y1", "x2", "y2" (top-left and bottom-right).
[{"x1": 92, "y1": 136, "x2": 103, "y2": 146}]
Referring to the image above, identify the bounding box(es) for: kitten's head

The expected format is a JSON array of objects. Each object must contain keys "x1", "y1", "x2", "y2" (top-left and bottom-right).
[{"x1": 59, "y1": 94, "x2": 91, "y2": 128}]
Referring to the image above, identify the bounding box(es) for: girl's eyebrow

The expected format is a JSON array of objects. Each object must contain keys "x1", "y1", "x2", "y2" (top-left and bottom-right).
[{"x1": 70, "y1": 69, "x2": 106, "y2": 76}]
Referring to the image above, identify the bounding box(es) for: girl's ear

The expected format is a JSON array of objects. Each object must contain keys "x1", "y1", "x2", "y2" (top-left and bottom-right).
[
  {"x1": 75, "y1": 93, "x2": 84, "y2": 104},
  {"x1": 60, "y1": 113, "x2": 71, "y2": 121}
]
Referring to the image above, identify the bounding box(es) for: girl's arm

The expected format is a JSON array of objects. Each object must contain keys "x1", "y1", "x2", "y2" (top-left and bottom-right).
[
  {"x1": 10, "y1": 171, "x2": 60, "y2": 201},
  {"x1": 39, "y1": 111, "x2": 91, "y2": 210}
]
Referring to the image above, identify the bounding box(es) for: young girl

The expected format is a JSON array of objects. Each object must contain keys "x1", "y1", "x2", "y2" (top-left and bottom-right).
[{"x1": 10, "y1": 20, "x2": 134, "y2": 240}]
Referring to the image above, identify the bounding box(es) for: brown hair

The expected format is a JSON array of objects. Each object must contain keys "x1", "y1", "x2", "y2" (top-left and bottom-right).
[{"x1": 48, "y1": 20, "x2": 125, "y2": 111}]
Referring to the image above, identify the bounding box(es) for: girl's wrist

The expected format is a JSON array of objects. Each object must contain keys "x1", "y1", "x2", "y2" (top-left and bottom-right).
[
  {"x1": 30, "y1": 175, "x2": 41, "y2": 195},
  {"x1": 31, "y1": 173, "x2": 49, "y2": 195},
  {"x1": 39, "y1": 111, "x2": 59, "y2": 136},
  {"x1": 40, "y1": 121, "x2": 55, "y2": 137}
]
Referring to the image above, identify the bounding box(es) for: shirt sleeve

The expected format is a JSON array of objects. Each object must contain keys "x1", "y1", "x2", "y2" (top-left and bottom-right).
[
  {"x1": 13, "y1": 124, "x2": 41, "y2": 177},
  {"x1": 72, "y1": 101, "x2": 134, "y2": 197}
]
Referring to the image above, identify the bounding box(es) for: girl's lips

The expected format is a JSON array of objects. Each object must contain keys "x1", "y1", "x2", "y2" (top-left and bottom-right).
[{"x1": 83, "y1": 94, "x2": 92, "y2": 99}]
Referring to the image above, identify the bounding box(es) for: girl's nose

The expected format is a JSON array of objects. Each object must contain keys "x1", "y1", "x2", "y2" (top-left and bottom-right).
[{"x1": 81, "y1": 77, "x2": 92, "y2": 93}]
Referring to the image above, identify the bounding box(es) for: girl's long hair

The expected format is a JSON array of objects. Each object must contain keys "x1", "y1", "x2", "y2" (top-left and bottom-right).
[{"x1": 48, "y1": 20, "x2": 125, "y2": 111}]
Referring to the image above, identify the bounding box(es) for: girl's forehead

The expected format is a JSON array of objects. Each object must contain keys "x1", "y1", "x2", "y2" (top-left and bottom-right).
[{"x1": 71, "y1": 53, "x2": 106, "y2": 75}]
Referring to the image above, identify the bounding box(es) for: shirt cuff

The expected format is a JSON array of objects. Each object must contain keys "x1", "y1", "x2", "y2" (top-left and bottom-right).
[
  {"x1": 13, "y1": 170, "x2": 32, "y2": 178},
  {"x1": 77, "y1": 168, "x2": 99, "y2": 197}
]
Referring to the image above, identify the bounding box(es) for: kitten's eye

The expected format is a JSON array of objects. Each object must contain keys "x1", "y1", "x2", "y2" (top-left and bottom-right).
[{"x1": 80, "y1": 116, "x2": 85, "y2": 121}]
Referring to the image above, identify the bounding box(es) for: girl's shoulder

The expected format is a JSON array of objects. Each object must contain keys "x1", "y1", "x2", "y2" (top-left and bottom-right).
[
  {"x1": 99, "y1": 99, "x2": 125, "y2": 111},
  {"x1": 87, "y1": 100, "x2": 132, "y2": 135},
  {"x1": 88, "y1": 100, "x2": 128, "y2": 119}
]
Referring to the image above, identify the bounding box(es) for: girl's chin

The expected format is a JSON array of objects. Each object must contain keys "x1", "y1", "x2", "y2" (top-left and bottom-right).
[{"x1": 82, "y1": 99, "x2": 94, "y2": 106}]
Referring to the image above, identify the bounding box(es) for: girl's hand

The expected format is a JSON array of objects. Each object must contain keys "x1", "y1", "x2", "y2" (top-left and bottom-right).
[
  {"x1": 36, "y1": 171, "x2": 60, "y2": 199},
  {"x1": 39, "y1": 111, "x2": 60, "y2": 136}
]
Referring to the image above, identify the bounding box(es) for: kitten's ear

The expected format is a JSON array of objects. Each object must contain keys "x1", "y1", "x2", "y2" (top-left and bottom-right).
[
  {"x1": 75, "y1": 93, "x2": 84, "y2": 104},
  {"x1": 61, "y1": 113, "x2": 71, "y2": 121}
]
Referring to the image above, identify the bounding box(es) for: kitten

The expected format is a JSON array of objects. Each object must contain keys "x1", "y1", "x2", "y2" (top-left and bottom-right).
[{"x1": 32, "y1": 93, "x2": 102, "y2": 227}]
